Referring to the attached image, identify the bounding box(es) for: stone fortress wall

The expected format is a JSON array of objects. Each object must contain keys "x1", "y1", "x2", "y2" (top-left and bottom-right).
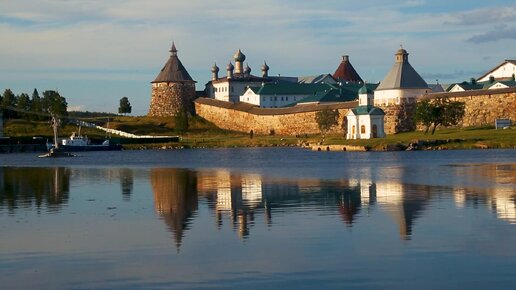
[
  {"x1": 195, "y1": 98, "x2": 355, "y2": 135},
  {"x1": 148, "y1": 82, "x2": 196, "y2": 117},
  {"x1": 194, "y1": 87, "x2": 516, "y2": 136},
  {"x1": 421, "y1": 87, "x2": 516, "y2": 128}
]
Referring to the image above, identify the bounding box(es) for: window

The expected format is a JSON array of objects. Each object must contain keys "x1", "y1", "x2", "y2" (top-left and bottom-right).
[
  {"x1": 372, "y1": 124, "x2": 378, "y2": 138},
  {"x1": 281, "y1": 97, "x2": 284, "y2": 101},
  {"x1": 274, "y1": 96, "x2": 277, "y2": 101},
  {"x1": 270, "y1": 97, "x2": 273, "y2": 101},
  {"x1": 352, "y1": 125, "x2": 355, "y2": 135},
  {"x1": 231, "y1": 86, "x2": 234, "y2": 92},
  {"x1": 361, "y1": 125, "x2": 366, "y2": 134},
  {"x1": 286, "y1": 97, "x2": 289, "y2": 101}
]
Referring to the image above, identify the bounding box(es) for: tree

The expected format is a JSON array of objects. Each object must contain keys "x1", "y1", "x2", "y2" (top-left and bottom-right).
[
  {"x1": 2, "y1": 89, "x2": 17, "y2": 119},
  {"x1": 42, "y1": 90, "x2": 67, "y2": 116},
  {"x1": 16, "y1": 93, "x2": 31, "y2": 119},
  {"x1": 315, "y1": 108, "x2": 340, "y2": 138},
  {"x1": 30, "y1": 89, "x2": 43, "y2": 120},
  {"x1": 174, "y1": 109, "x2": 189, "y2": 133},
  {"x1": 414, "y1": 100, "x2": 435, "y2": 134},
  {"x1": 118, "y1": 97, "x2": 132, "y2": 115},
  {"x1": 414, "y1": 98, "x2": 465, "y2": 135}
]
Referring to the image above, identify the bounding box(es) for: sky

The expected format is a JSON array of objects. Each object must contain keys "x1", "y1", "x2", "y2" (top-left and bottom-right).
[{"x1": 1, "y1": 0, "x2": 515, "y2": 115}]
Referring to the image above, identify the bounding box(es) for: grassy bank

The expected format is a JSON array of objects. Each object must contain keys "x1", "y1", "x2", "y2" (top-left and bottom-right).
[{"x1": 4, "y1": 116, "x2": 516, "y2": 150}]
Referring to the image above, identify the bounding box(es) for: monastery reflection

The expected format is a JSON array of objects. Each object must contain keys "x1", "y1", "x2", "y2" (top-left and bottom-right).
[
  {"x1": 451, "y1": 164, "x2": 516, "y2": 224},
  {"x1": 145, "y1": 164, "x2": 516, "y2": 245},
  {"x1": 0, "y1": 167, "x2": 70, "y2": 213},
  {"x1": 151, "y1": 168, "x2": 198, "y2": 249}
]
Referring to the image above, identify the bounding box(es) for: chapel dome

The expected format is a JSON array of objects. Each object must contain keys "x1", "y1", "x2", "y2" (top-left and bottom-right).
[{"x1": 233, "y1": 49, "x2": 246, "y2": 62}]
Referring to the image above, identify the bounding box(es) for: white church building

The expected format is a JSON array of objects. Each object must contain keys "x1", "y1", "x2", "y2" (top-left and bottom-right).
[{"x1": 346, "y1": 84, "x2": 386, "y2": 139}]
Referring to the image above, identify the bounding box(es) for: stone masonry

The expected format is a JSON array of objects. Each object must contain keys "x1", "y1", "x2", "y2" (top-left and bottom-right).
[
  {"x1": 148, "y1": 82, "x2": 195, "y2": 117},
  {"x1": 421, "y1": 88, "x2": 516, "y2": 128},
  {"x1": 195, "y1": 98, "x2": 354, "y2": 135}
]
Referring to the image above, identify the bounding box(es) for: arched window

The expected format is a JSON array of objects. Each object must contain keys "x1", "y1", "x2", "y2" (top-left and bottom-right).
[
  {"x1": 352, "y1": 125, "x2": 355, "y2": 135},
  {"x1": 361, "y1": 125, "x2": 366, "y2": 134}
]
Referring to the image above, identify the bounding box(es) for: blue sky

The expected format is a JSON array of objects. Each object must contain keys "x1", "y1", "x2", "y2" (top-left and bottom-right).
[{"x1": 1, "y1": 0, "x2": 515, "y2": 115}]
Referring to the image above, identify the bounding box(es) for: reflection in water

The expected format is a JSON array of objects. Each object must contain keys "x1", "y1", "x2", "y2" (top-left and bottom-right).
[
  {"x1": 147, "y1": 165, "x2": 514, "y2": 243},
  {"x1": 0, "y1": 164, "x2": 514, "y2": 246},
  {"x1": 450, "y1": 164, "x2": 516, "y2": 224},
  {"x1": 151, "y1": 168, "x2": 198, "y2": 250},
  {"x1": 119, "y1": 168, "x2": 134, "y2": 200},
  {"x1": 0, "y1": 167, "x2": 71, "y2": 213}
]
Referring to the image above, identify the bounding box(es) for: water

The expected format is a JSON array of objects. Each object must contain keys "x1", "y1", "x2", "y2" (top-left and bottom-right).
[{"x1": 0, "y1": 148, "x2": 515, "y2": 289}]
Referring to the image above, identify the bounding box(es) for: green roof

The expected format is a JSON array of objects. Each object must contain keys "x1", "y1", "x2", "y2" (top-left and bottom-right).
[
  {"x1": 295, "y1": 83, "x2": 378, "y2": 105},
  {"x1": 249, "y1": 82, "x2": 334, "y2": 95},
  {"x1": 350, "y1": 105, "x2": 385, "y2": 116}
]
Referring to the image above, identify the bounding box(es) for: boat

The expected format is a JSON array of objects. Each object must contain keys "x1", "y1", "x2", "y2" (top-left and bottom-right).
[{"x1": 54, "y1": 132, "x2": 123, "y2": 152}]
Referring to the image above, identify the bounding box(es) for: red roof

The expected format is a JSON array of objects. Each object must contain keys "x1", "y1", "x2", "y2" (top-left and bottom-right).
[{"x1": 333, "y1": 55, "x2": 363, "y2": 83}]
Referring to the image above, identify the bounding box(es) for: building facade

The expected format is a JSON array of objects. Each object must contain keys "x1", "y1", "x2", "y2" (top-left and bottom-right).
[
  {"x1": 206, "y1": 50, "x2": 268, "y2": 103},
  {"x1": 347, "y1": 84, "x2": 385, "y2": 139},
  {"x1": 477, "y1": 60, "x2": 516, "y2": 82}
]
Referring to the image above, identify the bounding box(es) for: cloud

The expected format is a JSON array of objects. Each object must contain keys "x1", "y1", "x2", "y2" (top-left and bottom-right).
[
  {"x1": 467, "y1": 25, "x2": 516, "y2": 43},
  {"x1": 447, "y1": 6, "x2": 516, "y2": 26}
]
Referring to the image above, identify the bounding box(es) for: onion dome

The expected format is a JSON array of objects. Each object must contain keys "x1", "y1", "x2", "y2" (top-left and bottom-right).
[
  {"x1": 261, "y1": 61, "x2": 269, "y2": 71},
  {"x1": 244, "y1": 63, "x2": 251, "y2": 74},
  {"x1": 358, "y1": 83, "x2": 372, "y2": 95},
  {"x1": 226, "y1": 61, "x2": 234, "y2": 71},
  {"x1": 211, "y1": 62, "x2": 219, "y2": 73},
  {"x1": 233, "y1": 49, "x2": 246, "y2": 62}
]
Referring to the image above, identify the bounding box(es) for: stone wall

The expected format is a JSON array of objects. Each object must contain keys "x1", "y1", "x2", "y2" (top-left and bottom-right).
[
  {"x1": 195, "y1": 98, "x2": 355, "y2": 135},
  {"x1": 421, "y1": 88, "x2": 516, "y2": 128},
  {"x1": 194, "y1": 87, "x2": 515, "y2": 135},
  {"x1": 148, "y1": 82, "x2": 195, "y2": 117},
  {"x1": 377, "y1": 102, "x2": 417, "y2": 134}
]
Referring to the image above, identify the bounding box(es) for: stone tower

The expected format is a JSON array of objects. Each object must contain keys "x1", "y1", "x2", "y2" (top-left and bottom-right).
[{"x1": 148, "y1": 42, "x2": 196, "y2": 117}]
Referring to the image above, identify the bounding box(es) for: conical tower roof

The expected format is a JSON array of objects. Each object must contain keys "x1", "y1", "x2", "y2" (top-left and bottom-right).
[
  {"x1": 333, "y1": 55, "x2": 363, "y2": 83},
  {"x1": 152, "y1": 42, "x2": 195, "y2": 83},
  {"x1": 376, "y1": 48, "x2": 428, "y2": 90}
]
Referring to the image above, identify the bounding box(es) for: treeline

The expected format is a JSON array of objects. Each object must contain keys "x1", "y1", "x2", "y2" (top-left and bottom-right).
[{"x1": 1, "y1": 88, "x2": 67, "y2": 120}]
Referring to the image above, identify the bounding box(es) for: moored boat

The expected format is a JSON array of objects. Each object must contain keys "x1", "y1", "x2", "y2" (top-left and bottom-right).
[{"x1": 48, "y1": 132, "x2": 123, "y2": 152}]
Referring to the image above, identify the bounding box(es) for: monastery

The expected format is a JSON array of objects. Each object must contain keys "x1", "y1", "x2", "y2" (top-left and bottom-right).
[{"x1": 149, "y1": 42, "x2": 515, "y2": 138}]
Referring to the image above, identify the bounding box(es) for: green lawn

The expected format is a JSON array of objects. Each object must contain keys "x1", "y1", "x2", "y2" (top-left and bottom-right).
[{"x1": 4, "y1": 116, "x2": 515, "y2": 150}]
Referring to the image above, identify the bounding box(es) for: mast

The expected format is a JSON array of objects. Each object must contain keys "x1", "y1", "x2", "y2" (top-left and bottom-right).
[{"x1": 50, "y1": 113, "x2": 60, "y2": 149}]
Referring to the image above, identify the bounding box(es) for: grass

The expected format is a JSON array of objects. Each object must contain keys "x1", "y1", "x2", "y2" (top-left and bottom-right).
[
  {"x1": 4, "y1": 116, "x2": 516, "y2": 150},
  {"x1": 325, "y1": 126, "x2": 516, "y2": 150}
]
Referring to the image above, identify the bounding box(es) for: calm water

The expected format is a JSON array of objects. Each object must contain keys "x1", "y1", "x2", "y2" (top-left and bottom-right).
[{"x1": 0, "y1": 148, "x2": 515, "y2": 289}]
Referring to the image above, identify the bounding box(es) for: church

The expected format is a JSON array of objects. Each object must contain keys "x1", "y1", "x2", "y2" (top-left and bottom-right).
[
  {"x1": 205, "y1": 49, "x2": 268, "y2": 103},
  {"x1": 346, "y1": 83, "x2": 386, "y2": 139}
]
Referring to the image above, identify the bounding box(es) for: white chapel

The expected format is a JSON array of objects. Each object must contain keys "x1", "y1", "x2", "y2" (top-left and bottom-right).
[{"x1": 346, "y1": 84, "x2": 386, "y2": 139}]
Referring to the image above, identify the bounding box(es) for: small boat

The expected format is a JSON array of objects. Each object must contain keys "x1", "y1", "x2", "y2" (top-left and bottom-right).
[{"x1": 55, "y1": 132, "x2": 123, "y2": 152}]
